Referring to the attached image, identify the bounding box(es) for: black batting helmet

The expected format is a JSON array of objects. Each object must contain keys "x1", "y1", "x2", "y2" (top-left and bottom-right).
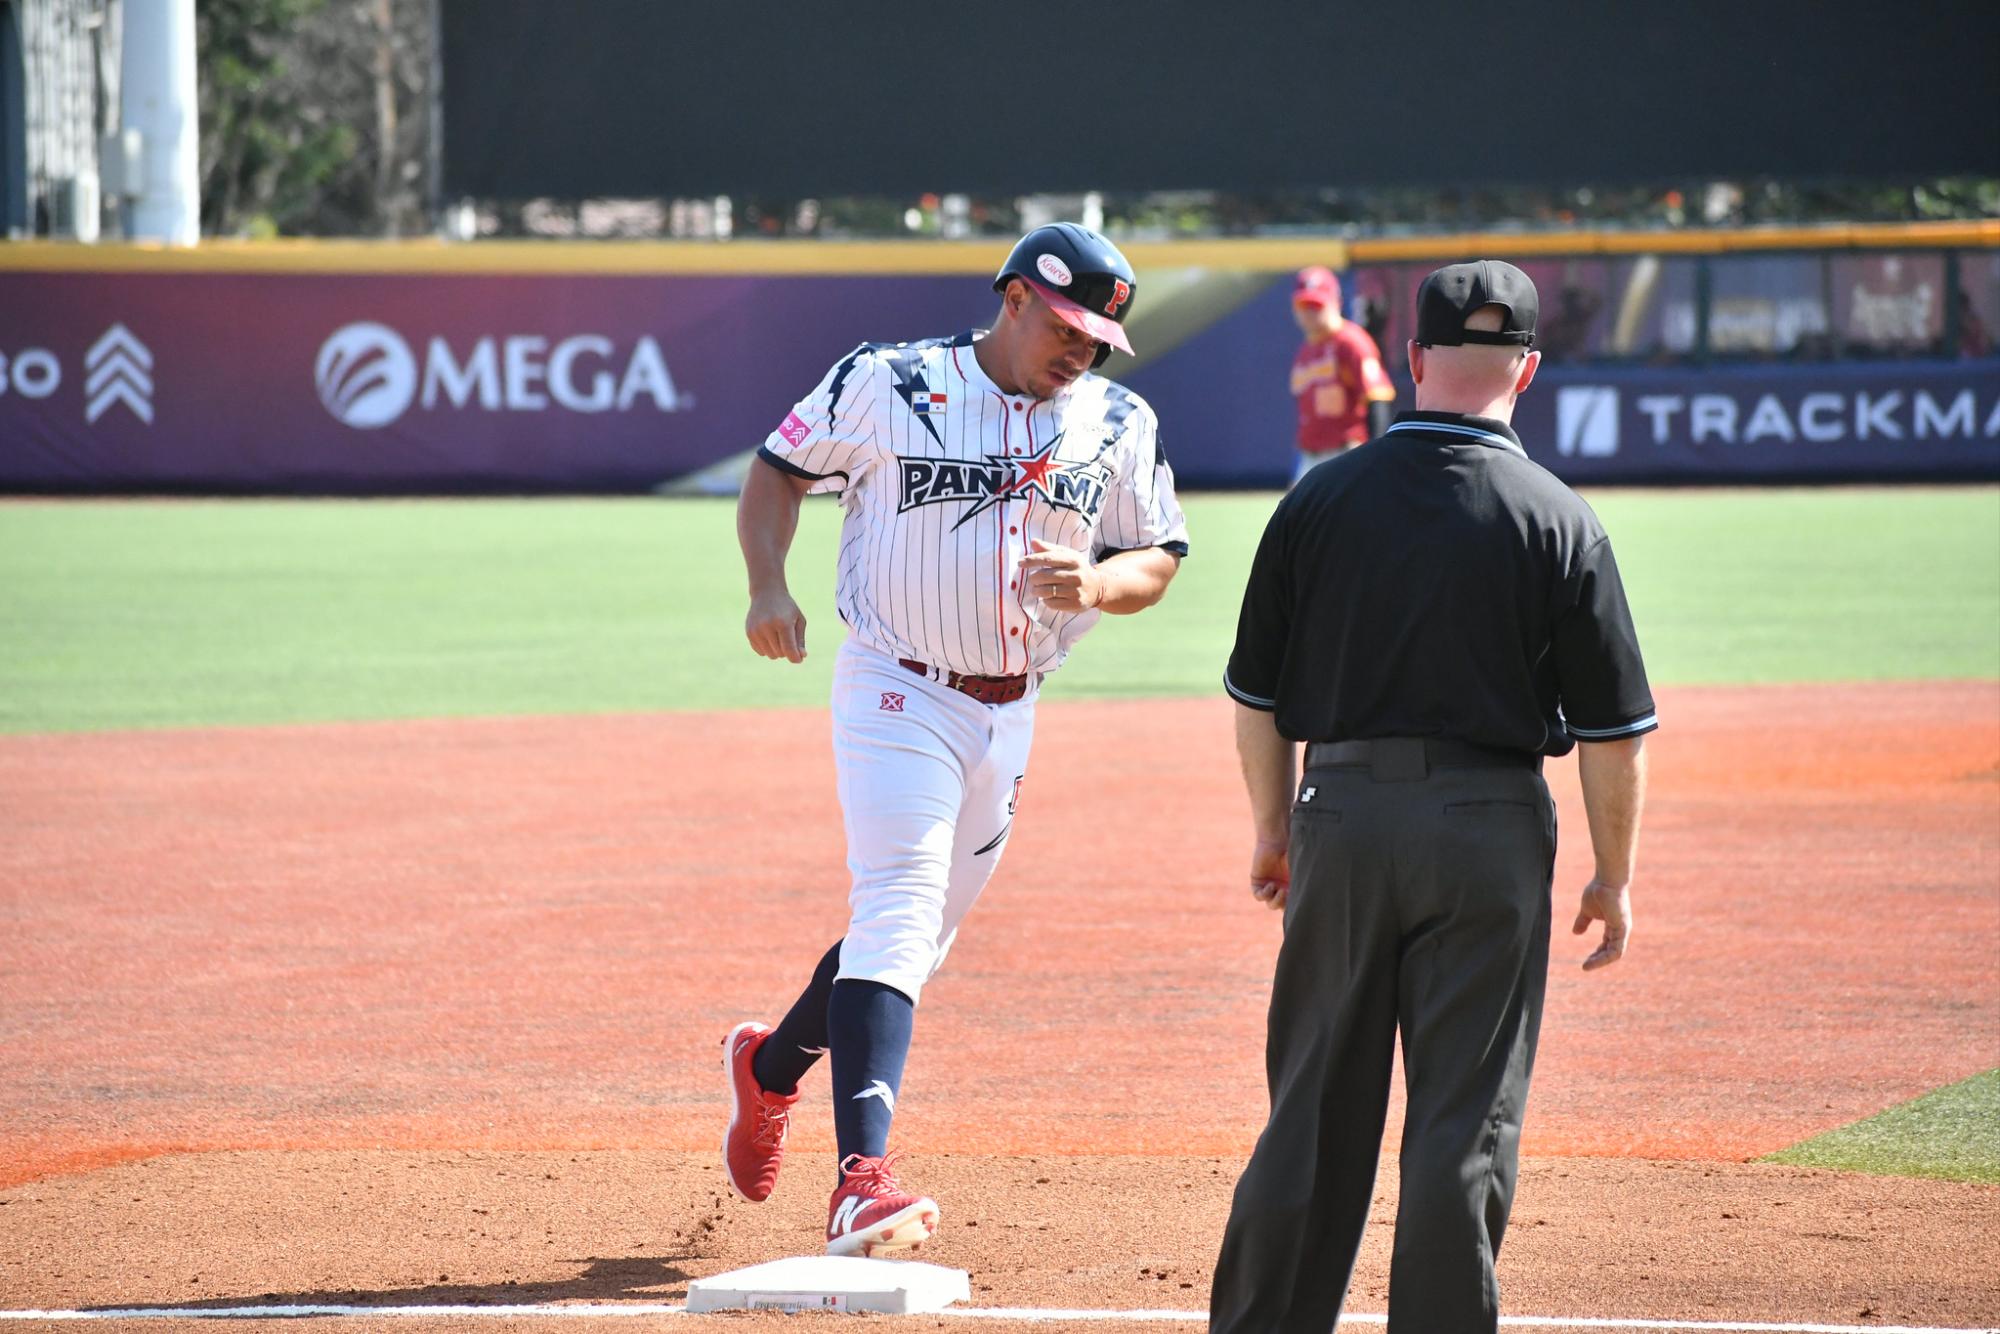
[{"x1": 993, "y1": 222, "x2": 1137, "y2": 369}]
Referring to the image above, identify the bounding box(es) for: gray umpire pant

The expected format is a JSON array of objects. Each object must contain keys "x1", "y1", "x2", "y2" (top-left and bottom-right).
[{"x1": 1208, "y1": 740, "x2": 1556, "y2": 1334}]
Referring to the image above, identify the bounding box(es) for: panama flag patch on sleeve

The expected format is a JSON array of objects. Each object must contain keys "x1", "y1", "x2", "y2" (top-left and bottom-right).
[{"x1": 909, "y1": 391, "x2": 948, "y2": 415}]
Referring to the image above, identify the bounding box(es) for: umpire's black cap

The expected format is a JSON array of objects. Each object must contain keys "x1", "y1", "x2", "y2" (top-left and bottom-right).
[{"x1": 1414, "y1": 260, "x2": 1539, "y2": 348}]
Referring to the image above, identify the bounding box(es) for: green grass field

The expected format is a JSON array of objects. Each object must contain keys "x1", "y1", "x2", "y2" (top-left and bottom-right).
[
  {"x1": 1, "y1": 487, "x2": 1994, "y2": 733},
  {"x1": 1766, "y1": 1070, "x2": 2000, "y2": 1184}
]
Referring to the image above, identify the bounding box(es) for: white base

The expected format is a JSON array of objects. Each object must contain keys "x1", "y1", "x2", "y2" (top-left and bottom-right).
[{"x1": 685, "y1": 1255, "x2": 971, "y2": 1315}]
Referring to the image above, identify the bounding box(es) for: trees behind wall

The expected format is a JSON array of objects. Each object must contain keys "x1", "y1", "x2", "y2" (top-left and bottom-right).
[{"x1": 197, "y1": 0, "x2": 427, "y2": 237}]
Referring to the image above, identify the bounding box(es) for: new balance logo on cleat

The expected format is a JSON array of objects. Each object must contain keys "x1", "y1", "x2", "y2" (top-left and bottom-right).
[
  {"x1": 830, "y1": 1194, "x2": 867, "y2": 1235},
  {"x1": 825, "y1": 1152, "x2": 938, "y2": 1257}
]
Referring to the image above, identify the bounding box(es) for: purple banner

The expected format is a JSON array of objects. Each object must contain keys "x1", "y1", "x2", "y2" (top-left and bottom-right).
[
  {"x1": 0, "y1": 271, "x2": 990, "y2": 492},
  {"x1": 2, "y1": 268, "x2": 1996, "y2": 491},
  {"x1": 1515, "y1": 362, "x2": 2000, "y2": 482},
  {"x1": 1119, "y1": 276, "x2": 2000, "y2": 487}
]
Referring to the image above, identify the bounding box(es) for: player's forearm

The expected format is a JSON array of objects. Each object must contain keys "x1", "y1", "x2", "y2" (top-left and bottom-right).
[
  {"x1": 737, "y1": 459, "x2": 808, "y2": 594},
  {"x1": 1366, "y1": 397, "x2": 1394, "y2": 439},
  {"x1": 1577, "y1": 735, "x2": 1647, "y2": 886},
  {"x1": 1092, "y1": 548, "x2": 1181, "y2": 614},
  {"x1": 1234, "y1": 702, "x2": 1297, "y2": 844}
]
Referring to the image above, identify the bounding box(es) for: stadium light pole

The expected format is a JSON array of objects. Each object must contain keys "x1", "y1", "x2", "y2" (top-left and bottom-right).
[{"x1": 120, "y1": 0, "x2": 198, "y2": 244}]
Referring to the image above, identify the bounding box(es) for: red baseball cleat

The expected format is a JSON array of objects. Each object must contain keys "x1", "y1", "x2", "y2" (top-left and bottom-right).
[
  {"x1": 721, "y1": 1022, "x2": 800, "y2": 1203},
  {"x1": 824, "y1": 1152, "x2": 939, "y2": 1257}
]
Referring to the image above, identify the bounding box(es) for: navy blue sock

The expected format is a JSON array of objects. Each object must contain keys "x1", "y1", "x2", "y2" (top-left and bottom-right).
[
  {"x1": 752, "y1": 939, "x2": 843, "y2": 1096},
  {"x1": 827, "y1": 978, "x2": 915, "y2": 1172}
]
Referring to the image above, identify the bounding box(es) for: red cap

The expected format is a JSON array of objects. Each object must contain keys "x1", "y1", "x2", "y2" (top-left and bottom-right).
[
  {"x1": 1293, "y1": 265, "x2": 1341, "y2": 309},
  {"x1": 1024, "y1": 278, "x2": 1136, "y2": 356}
]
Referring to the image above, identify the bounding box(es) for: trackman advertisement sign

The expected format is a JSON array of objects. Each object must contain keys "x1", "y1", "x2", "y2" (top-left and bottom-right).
[
  {"x1": 1519, "y1": 363, "x2": 2000, "y2": 481},
  {"x1": 0, "y1": 271, "x2": 984, "y2": 491}
]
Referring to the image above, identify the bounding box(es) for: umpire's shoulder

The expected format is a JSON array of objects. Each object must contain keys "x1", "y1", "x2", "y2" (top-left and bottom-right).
[{"x1": 1491, "y1": 447, "x2": 1611, "y2": 543}]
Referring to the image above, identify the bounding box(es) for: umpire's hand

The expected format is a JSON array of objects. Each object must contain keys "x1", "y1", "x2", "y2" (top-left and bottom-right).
[
  {"x1": 1571, "y1": 878, "x2": 1632, "y2": 970},
  {"x1": 1250, "y1": 838, "x2": 1290, "y2": 912}
]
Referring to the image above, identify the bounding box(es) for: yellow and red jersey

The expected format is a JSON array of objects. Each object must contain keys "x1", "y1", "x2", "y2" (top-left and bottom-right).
[{"x1": 1291, "y1": 320, "x2": 1395, "y2": 451}]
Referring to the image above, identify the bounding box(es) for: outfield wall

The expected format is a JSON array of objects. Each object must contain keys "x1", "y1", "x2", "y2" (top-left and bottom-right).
[{"x1": 3, "y1": 232, "x2": 1996, "y2": 492}]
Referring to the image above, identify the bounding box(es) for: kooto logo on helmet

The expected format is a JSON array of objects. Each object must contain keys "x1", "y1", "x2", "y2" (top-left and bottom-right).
[{"x1": 1036, "y1": 254, "x2": 1074, "y2": 287}]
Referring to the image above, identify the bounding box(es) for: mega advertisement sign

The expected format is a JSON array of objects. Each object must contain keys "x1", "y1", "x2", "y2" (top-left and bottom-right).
[
  {"x1": 2, "y1": 267, "x2": 1996, "y2": 491},
  {"x1": 0, "y1": 271, "x2": 989, "y2": 492}
]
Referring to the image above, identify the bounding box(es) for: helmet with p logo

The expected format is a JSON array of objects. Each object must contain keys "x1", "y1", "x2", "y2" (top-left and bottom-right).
[{"x1": 993, "y1": 222, "x2": 1137, "y2": 369}]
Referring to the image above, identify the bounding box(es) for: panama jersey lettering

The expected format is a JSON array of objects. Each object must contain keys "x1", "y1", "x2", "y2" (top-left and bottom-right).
[{"x1": 760, "y1": 331, "x2": 1189, "y2": 677}]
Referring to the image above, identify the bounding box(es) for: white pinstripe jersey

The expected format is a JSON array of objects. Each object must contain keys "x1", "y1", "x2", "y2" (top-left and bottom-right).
[{"x1": 759, "y1": 330, "x2": 1189, "y2": 678}]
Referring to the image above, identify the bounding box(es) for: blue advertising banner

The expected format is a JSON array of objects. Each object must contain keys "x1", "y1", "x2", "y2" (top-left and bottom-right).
[
  {"x1": 0, "y1": 270, "x2": 990, "y2": 492},
  {"x1": 1514, "y1": 362, "x2": 2000, "y2": 482},
  {"x1": 1118, "y1": 273, "x2": 2000, "y2": 487},
  {"x1": 2, "y1": 267, "x2": 1995, "y2": 491}
]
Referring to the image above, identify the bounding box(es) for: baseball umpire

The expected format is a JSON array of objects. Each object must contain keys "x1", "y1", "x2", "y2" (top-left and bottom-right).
[
  {"x1": 1212, "y1": 260, "x2": 1656, "y2": 1332},
  {"x1": 723, "y1": 223, "x2": 1188, "y2": 1257}
]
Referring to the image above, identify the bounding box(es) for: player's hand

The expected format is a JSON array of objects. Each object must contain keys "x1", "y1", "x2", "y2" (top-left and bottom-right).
[
  {"x1": 1250, "y1": 837, "x2": 1290, "y2": 912},
  {"x1": 1020, "y1": 539, "x2": 1103, "y2": 613},
  {"x1": 745, "y1": 588, "x2": 808, "y2": 663},
  {"x1": 1571, "y1": 877, "x2": 1632, "y2": 970}
]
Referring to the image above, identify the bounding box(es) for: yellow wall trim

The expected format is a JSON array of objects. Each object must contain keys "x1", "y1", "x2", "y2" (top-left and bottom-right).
[
  {"x1": 1347, "y1": 219, "x2": 2000, "y2": 262},
  {"x1": 0, "y1": 219, "x2": 1991, "y2": 277},
  {"x1": 0, "y1": 236, "x2": 1348, "y2": 276}
]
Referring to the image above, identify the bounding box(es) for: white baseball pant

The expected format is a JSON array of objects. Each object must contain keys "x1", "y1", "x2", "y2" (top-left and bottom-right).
[{"x1": 829, "y1": 639, "x2": 1037, "y2": 1004}]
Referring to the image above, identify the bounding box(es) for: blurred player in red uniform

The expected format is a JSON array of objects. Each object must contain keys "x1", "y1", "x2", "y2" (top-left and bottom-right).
[{"x1": 1289, "y1": 266, "x2": 1396, "y2": 484}]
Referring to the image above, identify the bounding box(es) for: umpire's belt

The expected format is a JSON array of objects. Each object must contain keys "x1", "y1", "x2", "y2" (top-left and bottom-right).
[
  {"x1": 899, "y1": 658, "x2": 1035, "y2": 706},
  {"x1": 1304, "y1": 737, "x2": 1542, "y2": 782}
]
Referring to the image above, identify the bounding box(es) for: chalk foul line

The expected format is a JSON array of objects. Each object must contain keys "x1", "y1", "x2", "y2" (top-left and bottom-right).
[{"x1": 0, "y1": 1305, "x2": 1995, "y2": 1331}]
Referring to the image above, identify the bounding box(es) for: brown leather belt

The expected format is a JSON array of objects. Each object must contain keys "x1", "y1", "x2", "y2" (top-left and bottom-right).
[
  {"x1": 1304, "y1": 737, "x2": 1541, "y2": 781},
  {"x1": 899, "y1": 658, "x2": 1034, "y2": 706}
]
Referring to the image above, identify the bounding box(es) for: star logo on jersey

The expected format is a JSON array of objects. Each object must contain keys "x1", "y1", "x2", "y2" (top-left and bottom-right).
[{"x1": 896, "y1": 437, "x2": 1110, "y2": 530}]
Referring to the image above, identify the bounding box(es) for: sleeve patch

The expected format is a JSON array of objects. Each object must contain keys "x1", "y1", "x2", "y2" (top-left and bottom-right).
[{"x1": 776, "y1": 411, "x2": 812, "y2": 448}]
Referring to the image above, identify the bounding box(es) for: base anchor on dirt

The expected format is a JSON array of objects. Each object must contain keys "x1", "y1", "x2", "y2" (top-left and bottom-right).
[{"x1": 685, "y1": 1255, "x2": 971, "y2": 1315}]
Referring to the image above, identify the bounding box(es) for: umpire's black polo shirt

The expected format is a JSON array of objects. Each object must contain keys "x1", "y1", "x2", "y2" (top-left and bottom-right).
[{"x1": 1225, "y1": 410, "x2": 1658, "y2": 756}]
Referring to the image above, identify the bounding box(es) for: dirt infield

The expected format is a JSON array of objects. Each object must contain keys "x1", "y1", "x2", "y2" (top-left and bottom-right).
[
  {"x1": 4, "y1": 1150, "x2": 1998, "y2": 1329},
  {"x1": 2, "y1": 680, "x2": 1996, "y2": 1326}
]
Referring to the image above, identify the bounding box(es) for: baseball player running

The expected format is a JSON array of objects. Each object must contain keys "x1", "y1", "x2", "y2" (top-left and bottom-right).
[{"x1": 724, "y1": 223, "x2": 1189, "y2": 1257}]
